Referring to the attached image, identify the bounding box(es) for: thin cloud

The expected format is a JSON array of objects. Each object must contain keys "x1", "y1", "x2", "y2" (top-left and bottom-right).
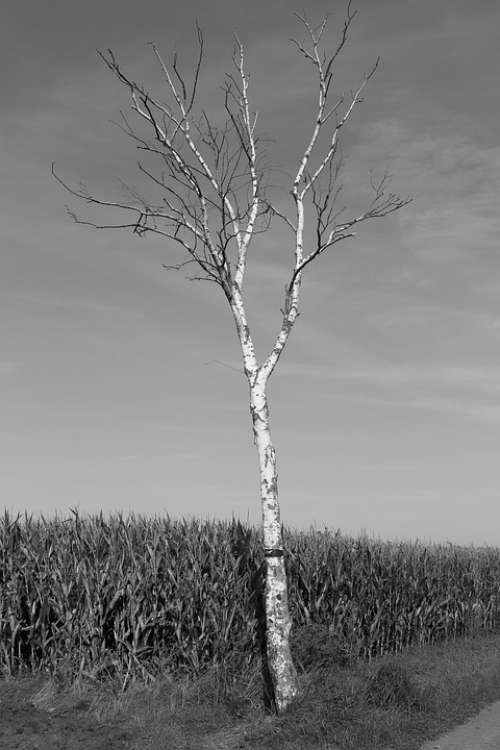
[
  {"x1": 4, "y1": 291, "x2": 147, "y2": 319},
  {"x1": 334, "y1": 390, "x2": 500, "y2": 425},
  {"x1": 369, "y1": 306, "x2": 500, "y2": 336},
  {"x1": 0, "y1": 361, "x2": 22, "y2": 376},
  {"x1": 354, "y1": 118, "x2": 500, "y2": 261},
  {"x1": 277, "y1": 360, "x2": 500, "y2": 391},
  {"x1": 335, "y1": 364, "x2": 500, "y2": 393},
  {"x1": 275, "y1": 358, "x2": 500, "y2": 423}
]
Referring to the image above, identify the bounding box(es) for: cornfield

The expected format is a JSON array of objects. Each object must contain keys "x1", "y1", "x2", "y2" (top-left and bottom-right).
[{"x1": 1, "y1": 510, "x2": 500, "y2": 686}]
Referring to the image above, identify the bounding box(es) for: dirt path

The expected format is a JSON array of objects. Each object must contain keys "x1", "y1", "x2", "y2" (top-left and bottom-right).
[{"x1": 417, "y1": 701, "x2": 500, "y2": 750}]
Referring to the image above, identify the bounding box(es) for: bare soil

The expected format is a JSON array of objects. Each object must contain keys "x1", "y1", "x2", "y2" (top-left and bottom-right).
[{"x1": 0, "y1": 677, "x2": 138, "y2": 750}]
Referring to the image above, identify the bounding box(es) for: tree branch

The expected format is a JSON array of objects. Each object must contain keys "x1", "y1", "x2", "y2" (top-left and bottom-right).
[
  {"x1": 259, "y1": 5, "x2": 409, "y2": 383},
  {"x1": 54, "y1": 7, "x2": 410, "y2": 389}
]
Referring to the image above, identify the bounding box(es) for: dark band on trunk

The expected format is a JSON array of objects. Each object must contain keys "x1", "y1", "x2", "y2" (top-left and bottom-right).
[{"x1": 264, "y1": 548, "x2": 285, "y2": 558}]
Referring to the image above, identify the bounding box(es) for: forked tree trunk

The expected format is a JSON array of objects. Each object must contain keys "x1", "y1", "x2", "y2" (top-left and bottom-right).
[
  {"x1": 249, "y1": 374, "x2": 299, "y2": 712},
  {"x1": 58, "y1": 6, "x2": 409, "y2": 718}
]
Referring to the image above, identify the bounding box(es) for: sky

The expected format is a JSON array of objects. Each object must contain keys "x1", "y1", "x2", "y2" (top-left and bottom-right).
[{"x1": 2, "y1": 0, "x2": 500, "y2": 545}]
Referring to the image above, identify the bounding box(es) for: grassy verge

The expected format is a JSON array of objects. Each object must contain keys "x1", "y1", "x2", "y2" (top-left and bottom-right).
[{"x1": 3, "y1": 628, "x2": 500, "y2": 750}]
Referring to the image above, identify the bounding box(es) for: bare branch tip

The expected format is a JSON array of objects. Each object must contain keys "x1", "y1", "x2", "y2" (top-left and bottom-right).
[{"x1": 195, "y1": 19, "x2": 204, "y2": 44}]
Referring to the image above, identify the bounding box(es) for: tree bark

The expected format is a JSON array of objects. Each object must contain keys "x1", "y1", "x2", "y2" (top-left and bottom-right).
[{"x1": 249, "y1": 373, "x2": 299, "y2": 713}]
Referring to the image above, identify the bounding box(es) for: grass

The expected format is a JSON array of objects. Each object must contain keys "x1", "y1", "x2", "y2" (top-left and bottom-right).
[{"x1": 3, "y1": 625, "x2": 500, "y2": 749}]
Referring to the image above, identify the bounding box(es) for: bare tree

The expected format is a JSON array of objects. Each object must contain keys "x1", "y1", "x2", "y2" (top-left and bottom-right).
[{"x1": 53, "y1": 4, "x2": 410, "y2": 713}]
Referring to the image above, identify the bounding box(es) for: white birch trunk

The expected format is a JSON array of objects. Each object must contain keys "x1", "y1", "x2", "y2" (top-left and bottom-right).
[
  {"x1": 230, "y1": 289, "x2": 298, "y2": 712},
  {"x1": 249, "y1": 373, "x2": 299, "y2": 712}
]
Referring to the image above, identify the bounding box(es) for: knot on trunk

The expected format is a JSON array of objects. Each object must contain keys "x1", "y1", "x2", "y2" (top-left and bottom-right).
[{"x1": 264, "y1": 548, "x2": 285, "y2": 558}]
